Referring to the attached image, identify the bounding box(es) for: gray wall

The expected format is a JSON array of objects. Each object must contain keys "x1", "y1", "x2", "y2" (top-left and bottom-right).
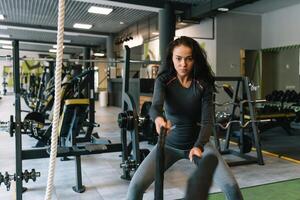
[
  {"x1": 216, "y1": 13, "x2": 261, "y2": 76},
  {"x1": 262, "y1": 49, "x2": 300, "y2": 96},
  {"x1": 261, "y1": 52, "x2": 278, "y2": 97},
  {"x1": 262, "y1": 3, "x2": 300, "y2": 48},
  {"x1": 261, "y1": 4, "x2": 300, "y2": 95}
]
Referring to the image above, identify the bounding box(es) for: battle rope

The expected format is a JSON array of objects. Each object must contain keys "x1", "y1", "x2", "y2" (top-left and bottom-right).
[{"x1": 154, "y1": 127, "x2": 167, "y2": 200}]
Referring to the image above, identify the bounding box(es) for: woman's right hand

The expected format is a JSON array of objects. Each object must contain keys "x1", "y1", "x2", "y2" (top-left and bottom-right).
[{"x1": 154, "y1": 116, "x2": 172, "y2": 134}]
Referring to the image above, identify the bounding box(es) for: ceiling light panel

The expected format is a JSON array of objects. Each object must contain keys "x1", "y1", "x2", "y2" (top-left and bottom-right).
[
  {"x1": 217, "y1": 7, "x2": 229, "y2": 12},
  {"x1": 2, "y1": 45, "x2": 13, "y2": 49},
  {"x1": 88, "y1": 6, "x2": 113, "y2": 15},
  {"x1": 94, "y1": 53, "x2": 105, "y2": 57},
  {"x1": 0, "y1": 34, "x2": 10, "y2": 38},
  {"x1": 73, "y1": 23, "x2": 93, "y2": 29},
  {"x1": 49, "y1": 49, "x2": 57, "y2": 53},
  {"x1": 0, "y1": 40, "x2": 12, "y2": 44},
  {"x1": 0, "y1": 14, "x2": 5, "y2": 20},
  {"x1": 53, "y1": 45, "x2": 65, "y2": 48}
]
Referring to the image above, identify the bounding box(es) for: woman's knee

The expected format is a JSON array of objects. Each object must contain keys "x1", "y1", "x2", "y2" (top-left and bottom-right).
[
  {"x1": 223, "y1": 183, "x2": 243, "y2": 200},
  {"x1": 127, "y1": 181, "x2": 144, "y2": 200}
]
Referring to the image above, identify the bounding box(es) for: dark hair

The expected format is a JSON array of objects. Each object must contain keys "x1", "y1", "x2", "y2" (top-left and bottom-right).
[{"x1": 161, "y1": 36, "x2": 215, "y2": 85}]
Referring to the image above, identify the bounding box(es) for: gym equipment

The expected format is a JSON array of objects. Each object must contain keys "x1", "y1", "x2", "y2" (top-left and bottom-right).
[
  {"x1": 213, "y1": 119, "x2": 270, "y2": 154},
  {"x1": 0, "y1": 169, "x2": 40, "y2": 191},
  {"x1": 248, "y1": 89, "x2": 299, "y2": 135},
  {"x1": 117, "y1": 45, "x2": 160, "y2": 180},
  {"x1": 7, "y1": 40, "x2": 160, "y2": 199},
  {"x1": 118, "y1": 102, "x2": 157, "y2": 145},
  {"x1": 140, "y1": 101, "x2": 157, "y2": 145},
  {"x1": 10, "y1": 42, "x2": 122, "y2": 200},
  {"x1": 214, "y1": 76, "x2": 265, "y2": 166},
  {"x1": 2, "y1": 72, "x2": 8, "y2": 95},
  {"x1": 118, "y1": 45, "x2": 146, "y2": 180},
  {"x1": 266, "y1": 90, "x2": 300, "y2": 103}
]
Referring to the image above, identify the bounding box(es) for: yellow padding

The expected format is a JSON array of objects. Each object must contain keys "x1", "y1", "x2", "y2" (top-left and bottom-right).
[
  {"x1": 58, "y1": 111, "x2": 65, "y2": 136},
  {"x1": 222, "y1": 83, "x2": 231, "y2": 88},
  {"x1": 244, "y1": 113, "x2": 296, "y2": 120},
  {"x1": 65, "y1": 99, "x2": 89, "y2": 105}
]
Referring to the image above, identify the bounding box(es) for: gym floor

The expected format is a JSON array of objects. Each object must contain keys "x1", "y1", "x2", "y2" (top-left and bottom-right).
[{"x1": 1, "y1": 95, "x2": 300, "y2": 200}]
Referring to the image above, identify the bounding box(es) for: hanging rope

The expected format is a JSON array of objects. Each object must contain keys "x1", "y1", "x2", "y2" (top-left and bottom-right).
[{"x1": 44, "y1": 0, "x2": 65, "y2": 199}]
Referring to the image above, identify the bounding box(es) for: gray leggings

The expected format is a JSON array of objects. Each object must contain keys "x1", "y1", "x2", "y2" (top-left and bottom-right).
[{"x1": 126, "y1": 142, "x2": 243, "y2": 200}]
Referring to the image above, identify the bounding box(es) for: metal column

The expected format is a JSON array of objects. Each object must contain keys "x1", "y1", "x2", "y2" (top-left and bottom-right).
[
  {"x1": 84, "y1": 47, "x2": 95, "y2": 136},
  {"x1": 106, "y1": 34, "x2": 114, "y2": 63},
  {"x1": 13, "y1": 40, "x2": 23, "y2": 200},
  {"x1": 159, "y1": 2, "x2": 176, "y2": 72}
]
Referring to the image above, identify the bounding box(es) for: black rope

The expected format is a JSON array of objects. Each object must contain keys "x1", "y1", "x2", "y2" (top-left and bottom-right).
[{"x1": 154, "y1": 127, "x2": 167, "y2": 200}]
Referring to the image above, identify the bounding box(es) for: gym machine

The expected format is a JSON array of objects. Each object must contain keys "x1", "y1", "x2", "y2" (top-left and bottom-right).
[
  {"x1": 117, "y1": 46, "x2": 158, "y2": 180},
  {"x1": 3, "y1": 42, "x2": 122, "y2": 199},
  {"x1": 2, "y1": 42, "x2": 159, "y2": 199}
]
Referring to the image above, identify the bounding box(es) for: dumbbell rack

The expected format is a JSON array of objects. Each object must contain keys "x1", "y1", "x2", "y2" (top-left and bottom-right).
[
  {"x1": 214, "y1": 76, "x2": 264, "y2": 166},
  {"x1": 252, "y1": 101, "x2": 298, "y2": 135}
]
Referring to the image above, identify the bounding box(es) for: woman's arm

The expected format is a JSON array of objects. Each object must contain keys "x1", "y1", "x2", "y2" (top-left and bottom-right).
[
  {"x1": 149, "y1": 77, "x2": 166, "y2": 122},
  {"x1": 194, "y1": 84, "x2": 214, "y2": 151},
  {"x1": 149, "y1": 76, "x2": 172, "y2": 133}
]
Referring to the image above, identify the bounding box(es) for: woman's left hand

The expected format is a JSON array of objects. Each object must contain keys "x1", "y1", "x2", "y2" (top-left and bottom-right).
[{"x1": 189, "y1": 147, "x2": 203, "y2": 162}]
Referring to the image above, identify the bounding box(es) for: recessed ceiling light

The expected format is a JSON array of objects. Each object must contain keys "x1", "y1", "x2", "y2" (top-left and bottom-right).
[
  {"x1": 53, "y1": 45, "x2": 65, "y2": 48},
  {"x1": 94, "y1": 53, "x2": 105, "y2": 57},
  {"x1": 64, "y1": 39, "x2": 71, "y2": 43},
  {"x1": 64, "y1": 32, "x2": 79, "y2": 36},
  {"x1": 120, "y1": 21, "x2": 124, "y2": 25},
  {"x1": 179, "y1": 22, "x2": 187, "y2": 26},
  {"x1": 217, "y1": 7, "x2": 229, "y2": 12},
  {"x1": 73, "y1": 23, "x2": 93, "y2": 29},
  {"x1": 49, "y1": 49, "x2": 57, "y2": 53},
  {"x1": 152, "y1": 32, "x2": 159, "y2": 36},
  {"x1": 0, "y1": 34, "x2": 10, "y2": 38},
  {"x1": 0, "y1": 14, "x2": 5, "y2": 20},
  {"x1": 2, "y1": 45, "x2": 12, "y2": 49},
  {"x1": 88, "y1": 6, "x2": 113, "y2": 15},
  {"x1": 0, "y1": 40, "x2": 12, "y2": 44}
]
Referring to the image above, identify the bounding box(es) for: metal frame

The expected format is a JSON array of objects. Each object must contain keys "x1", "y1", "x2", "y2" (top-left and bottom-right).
[
  {"x1": 10, "y1": 42, "x2": 150, "y2": 199},
  {"x1": 11, "y1": 41, "x2": 116, "y2": 199},
  {"x1": 214, "y1": 76, "x2": 264, "y2": 166},
  {"x1": 120, "y1": 45, "x2": 141, "y2": 180},
  {"x1": 13, "y1": 40, "x2": 23, "y2": 200}
]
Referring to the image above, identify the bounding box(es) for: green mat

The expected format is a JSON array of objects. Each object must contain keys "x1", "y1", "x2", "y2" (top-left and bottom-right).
[{"x1": 209, "y1": 178, "x2": 300, "y2": 200}]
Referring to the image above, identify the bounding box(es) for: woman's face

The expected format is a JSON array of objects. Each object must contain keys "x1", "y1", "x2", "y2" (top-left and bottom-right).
[{"x1": 172, "y1": 45, "x2": 194, "y2": 78}]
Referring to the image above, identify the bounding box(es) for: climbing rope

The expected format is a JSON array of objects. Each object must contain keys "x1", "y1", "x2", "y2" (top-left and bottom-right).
[{"x1": 44, "y1": 0, "x2": 65, "y2": 199}]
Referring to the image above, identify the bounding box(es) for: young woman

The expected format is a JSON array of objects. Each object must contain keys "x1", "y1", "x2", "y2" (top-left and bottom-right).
[{"x1": 126, "y1": 36, "x2": 243, "y2": 200}]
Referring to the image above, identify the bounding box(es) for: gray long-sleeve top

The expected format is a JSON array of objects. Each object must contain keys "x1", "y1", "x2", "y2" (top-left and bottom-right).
[{"x1": 149, "y1": 73, "x2": 214, "y2": 150}]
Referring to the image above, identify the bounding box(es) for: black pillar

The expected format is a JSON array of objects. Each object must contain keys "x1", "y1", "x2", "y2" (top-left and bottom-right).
[
  {"x1": 159, "y1": 2, "x2": 176, "y2": 73},
  {"x1": 83, "y1": 47, "x2": 91, "y2": 69},
  {"x1": 84, "y1": 47, "x2": 95, "y2": 136},
  {"x1": 106, "y1": 35, "x2": 114, "y2": 63},
  {"x1": 13, "y1": 40, "x2": 23, "y2": 200},
  {"x1": 48, "y1": 61, "x2": 55, "y2": 79}
]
